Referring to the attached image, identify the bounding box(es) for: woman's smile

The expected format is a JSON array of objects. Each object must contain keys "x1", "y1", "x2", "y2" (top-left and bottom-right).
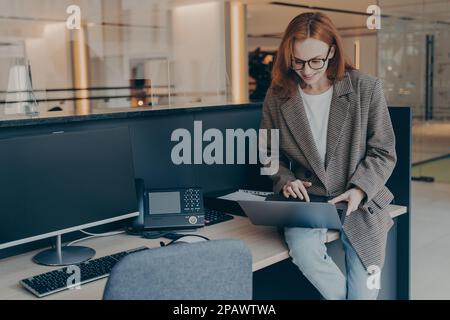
[
  {"x1": 302, "y1": 73, "x2": 316, "y2": 80},
  {"x1": 301, "y1": 72, "x2": 319, "y2": 82}
]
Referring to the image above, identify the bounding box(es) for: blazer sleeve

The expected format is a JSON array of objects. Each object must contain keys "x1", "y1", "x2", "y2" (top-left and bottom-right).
[
  {"x1": 260, "y1": 89, "x2": 296, "y2": 194},
  {"x1": 348, "y1": 79, "x2": 397, "y2": 204}
]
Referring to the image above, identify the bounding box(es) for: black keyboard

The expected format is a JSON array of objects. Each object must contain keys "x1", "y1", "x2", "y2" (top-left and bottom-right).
[
  {"x1": 204, "y1": 208, "x2": 234, "y2": 226},
  {"x1": 20, "y1": 247, "x2": 148, "y2": 298},
  {"x1": 265, "y1": 193, "x2": 332, "y2": 203}
]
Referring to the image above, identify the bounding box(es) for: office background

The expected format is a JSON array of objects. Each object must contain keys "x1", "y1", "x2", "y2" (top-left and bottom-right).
[{"x1": 0, "y1": 0, "x2": 449, "y2": 299}]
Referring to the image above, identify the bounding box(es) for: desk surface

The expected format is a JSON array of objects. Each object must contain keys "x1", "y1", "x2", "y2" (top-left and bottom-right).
[{"x1": 0, "y1": 205, "x2": 406, "y2": 300}]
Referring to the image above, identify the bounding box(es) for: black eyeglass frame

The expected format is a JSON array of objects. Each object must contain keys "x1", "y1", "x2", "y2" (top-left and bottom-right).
[{"x1": 290, "y1": 46, "x2": 333, "y2": 71}]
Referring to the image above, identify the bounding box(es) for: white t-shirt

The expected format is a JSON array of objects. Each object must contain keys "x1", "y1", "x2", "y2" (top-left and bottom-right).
[{"x1": 299, "y1": 85, "x2": 333, "y2": 165}]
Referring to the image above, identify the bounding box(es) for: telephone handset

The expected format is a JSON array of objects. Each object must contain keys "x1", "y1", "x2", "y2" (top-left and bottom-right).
[{"x1": 129, "y1": 179, "x2": 205, "y2": 232}]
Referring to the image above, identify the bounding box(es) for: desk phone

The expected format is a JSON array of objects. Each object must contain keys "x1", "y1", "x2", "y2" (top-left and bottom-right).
[{"x1": 130, "y1": 179, "x2": 205, "y2": 232}]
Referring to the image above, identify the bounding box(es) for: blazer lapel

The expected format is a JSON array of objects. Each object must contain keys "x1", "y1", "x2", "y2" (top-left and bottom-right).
[
  {"x1": 280, "y1": 88, "x2": 327, "y2": 187},
  {"x1": 325, "y1": 72, "x2": 353, "y2": 169}
]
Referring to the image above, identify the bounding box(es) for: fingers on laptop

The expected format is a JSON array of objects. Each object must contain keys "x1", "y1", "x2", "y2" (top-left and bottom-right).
[
  {"x1": 283, "y1": 180, "x2": 310, "y2": 202},
  {"x1": 294, "y1": 181, "x2": 310, "y2": 202},
  {"x1": 283, "y1": 185, "x2": 296, "y2": 198}
]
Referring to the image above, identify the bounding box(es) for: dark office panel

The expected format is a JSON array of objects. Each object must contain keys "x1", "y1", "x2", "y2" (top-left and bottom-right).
[
  {"x1": 253, "y1": 259, "x2": 321, "y2": 299},
  {"x1": 194, "y1": 107, "x2": 272, "y2": 193},
  {"x1": 128, "y1": 114, "x2": 197, "y2": 190},
  {"x1": 0, "y1": 122, "x2": 111, "y2": 140},
  {"x1": 425, "y1": 35, "x2": 434, "y2": 120},
  {"x1": 387, "y1": 107, "x2": 412, "y2": 300}
]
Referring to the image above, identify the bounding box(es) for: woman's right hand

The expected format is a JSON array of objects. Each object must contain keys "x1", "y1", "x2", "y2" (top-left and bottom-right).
[{"x1": 282, "y1": 180, "x2": 312, "y2": 202}]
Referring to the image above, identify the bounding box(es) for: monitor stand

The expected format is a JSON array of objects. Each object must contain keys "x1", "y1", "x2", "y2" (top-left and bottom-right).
[{"x1": 33, "y1": 235, "x2": 96, "y2": 266}]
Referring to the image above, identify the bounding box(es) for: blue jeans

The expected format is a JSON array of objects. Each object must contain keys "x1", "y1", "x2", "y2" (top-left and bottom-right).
[{"x1": 284, "y1": 227, "x2": 380, "y2": 300}]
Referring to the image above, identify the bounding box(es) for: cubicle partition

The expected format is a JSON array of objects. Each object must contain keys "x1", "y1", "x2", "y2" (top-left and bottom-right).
[
  {"x1": 0, "y1": 104, "x2": 411, "y2": 299},
  {"x1": 387, "y1": 107, "x2": 412, "y2": 300}
]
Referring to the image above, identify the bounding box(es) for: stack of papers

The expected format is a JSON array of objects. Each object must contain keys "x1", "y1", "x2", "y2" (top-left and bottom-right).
[{"x1": 218, "y1": 190, "x2": 267, "y2": 202}]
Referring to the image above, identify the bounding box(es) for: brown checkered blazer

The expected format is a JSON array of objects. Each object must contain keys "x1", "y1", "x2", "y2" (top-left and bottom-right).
[{"x1": 260, "y1": 69, "x2": 397, "y2": 270}]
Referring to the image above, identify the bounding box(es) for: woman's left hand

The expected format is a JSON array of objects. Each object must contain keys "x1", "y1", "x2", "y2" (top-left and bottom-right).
[{"x1": 328, "y1": 187, "x2": 366, "y2": 216}]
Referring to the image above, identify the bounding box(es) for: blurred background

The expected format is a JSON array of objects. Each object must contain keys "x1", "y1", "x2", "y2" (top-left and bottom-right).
[{"x1": 0, "y1": 0, "x2": 449, "y2": 299}]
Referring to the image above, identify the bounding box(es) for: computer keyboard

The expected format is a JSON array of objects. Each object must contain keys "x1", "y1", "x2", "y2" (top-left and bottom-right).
[
  {"x1": 20, "y1": 246, "x2": 148, "y2": 298},
  {"x1": 204, "y1": 208, "x2": 234, "y2": 226},
  {"x1": 265, "y1": 193, "x2": 332, "y2": 202}
]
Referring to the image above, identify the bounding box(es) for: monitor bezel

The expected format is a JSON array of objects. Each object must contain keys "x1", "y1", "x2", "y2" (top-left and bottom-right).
[{"x1": 0, "y1": 211, "x2": 139, "y2": 250}]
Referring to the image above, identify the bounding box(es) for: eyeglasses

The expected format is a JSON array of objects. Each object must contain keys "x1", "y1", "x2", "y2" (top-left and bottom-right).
[{"x1": 291, "y1": 47, "x2": 332, "y2": 71}]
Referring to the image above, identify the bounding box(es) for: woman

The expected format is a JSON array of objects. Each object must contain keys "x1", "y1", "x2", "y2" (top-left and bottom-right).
[{"x1": 260, "y1": 12, "x2": 397, "y2": 300}]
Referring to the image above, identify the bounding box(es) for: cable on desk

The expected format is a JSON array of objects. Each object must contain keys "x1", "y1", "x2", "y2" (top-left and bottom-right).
[
  {"x1": 80, "y1": 230, "x2": 125, "y2": 237},
  {"x1": 65, "y1": 230, "x2": 126, "y2": 247}
]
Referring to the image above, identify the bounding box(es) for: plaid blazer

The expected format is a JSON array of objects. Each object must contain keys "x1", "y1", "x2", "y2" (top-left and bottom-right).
[{"x1": 260, "y1": 69, "x2": 397, "y2": 270}]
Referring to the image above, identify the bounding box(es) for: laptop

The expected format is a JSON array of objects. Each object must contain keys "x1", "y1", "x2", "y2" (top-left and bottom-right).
[{"x1": 237, "y1": 193, "x2": 347, "y2": 230}]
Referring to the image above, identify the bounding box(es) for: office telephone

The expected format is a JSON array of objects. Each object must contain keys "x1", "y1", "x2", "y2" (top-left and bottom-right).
[{"x1": 129, "y1": 179, "x2": 205, "y2": 232}]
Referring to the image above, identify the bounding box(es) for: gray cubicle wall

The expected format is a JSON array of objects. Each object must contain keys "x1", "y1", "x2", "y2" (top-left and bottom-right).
[{"x1": 0, "y1": 104, "x2": 411, "y2": 299}]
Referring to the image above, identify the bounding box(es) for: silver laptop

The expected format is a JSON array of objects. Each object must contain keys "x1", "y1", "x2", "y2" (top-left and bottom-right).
[{"x1": 238, "y1": 195, "x2": 347, "y2": 230}]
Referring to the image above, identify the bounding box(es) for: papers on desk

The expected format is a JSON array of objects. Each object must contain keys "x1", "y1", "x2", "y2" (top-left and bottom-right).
[{"x1": 218, "y1": 190, "x2": 267, "y2": 202}]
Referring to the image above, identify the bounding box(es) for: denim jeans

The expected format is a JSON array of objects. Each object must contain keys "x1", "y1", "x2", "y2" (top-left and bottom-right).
[{"x1": 284, "y1": 227, "x2": 380, "y2": 300}]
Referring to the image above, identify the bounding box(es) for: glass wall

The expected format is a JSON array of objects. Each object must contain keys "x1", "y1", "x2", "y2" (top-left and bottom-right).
[
  {"x1": 0, "y1": 0, "x2": 231, "y2": 117},
  {"x1": 379, "y1": 0, "x2": 450, "y2": 183}
]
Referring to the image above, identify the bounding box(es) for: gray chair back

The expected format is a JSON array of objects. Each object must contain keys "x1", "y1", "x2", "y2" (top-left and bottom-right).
[{"x1": 103, "y1": 239, "x2": 253, "y2": 300}]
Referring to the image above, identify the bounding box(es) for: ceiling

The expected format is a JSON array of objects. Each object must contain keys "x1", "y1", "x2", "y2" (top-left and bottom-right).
[
  {"x1": 0, "y1": 0, "x2": 448, "y2": 39},
  {"x1": 380, "y1": 0, "x2": 450, "y2": 20},
  {"x1": 246, "y1": 1, "x2": 372, "y2": 36},
  {"x1": 245, "y1": 0, "x2": 450, "y2": 38}
]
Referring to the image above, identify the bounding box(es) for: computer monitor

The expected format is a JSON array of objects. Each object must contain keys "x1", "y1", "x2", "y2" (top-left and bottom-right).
[{"x1": 0, "y1": 127, "x2": 139, "y2": 266}]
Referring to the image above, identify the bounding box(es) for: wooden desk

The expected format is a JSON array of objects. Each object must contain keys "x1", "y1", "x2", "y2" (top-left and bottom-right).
[{"x1": 0, "y1": 205, "x2": 406, "y2": 300}]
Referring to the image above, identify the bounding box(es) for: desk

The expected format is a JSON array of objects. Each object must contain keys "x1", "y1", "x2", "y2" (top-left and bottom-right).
[
  {"x1": 0, "y1": 205, "x2": 406, "y2": 300},
  {"x1": 0, "y1": 103, "x2": 412, "y2": 299}
]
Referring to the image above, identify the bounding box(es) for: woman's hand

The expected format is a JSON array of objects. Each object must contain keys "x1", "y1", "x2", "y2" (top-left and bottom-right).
[
  {"x1": 328, "y1": 187, "x2": 366, "y2": 216},
  {"x1": 282, "y1": 180, "x2": 312, "y2": 202}
]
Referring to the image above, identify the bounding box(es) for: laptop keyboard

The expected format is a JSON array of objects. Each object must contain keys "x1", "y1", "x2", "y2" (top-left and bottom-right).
[{"x1": 265, "y1": 193, "x2": 331, "y2": 203}]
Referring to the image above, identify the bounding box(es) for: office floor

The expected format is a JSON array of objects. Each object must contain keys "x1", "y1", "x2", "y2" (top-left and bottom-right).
[
  {"x1": 413, "y1": 155, "x2": 450, "y2": 183},
  {"x1": 411, "y1": 180, "x2": 450, "y2": 300},
  {"x1": 411, "y1": 120, "x2": 450, "y2": 299},
  {"x1": 413, "y1": 120, "x2": 450, "y2": 163}
]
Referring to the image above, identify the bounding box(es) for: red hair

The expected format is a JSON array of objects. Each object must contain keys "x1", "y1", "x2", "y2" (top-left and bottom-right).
[{"x1": 271, "y1": 12, "x2": 354, "y2": 98}]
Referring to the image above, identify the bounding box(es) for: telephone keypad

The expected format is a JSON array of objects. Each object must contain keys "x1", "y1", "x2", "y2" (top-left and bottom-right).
[{"x1": 182, "y1": 188, "x2": 202, "y2": 213}]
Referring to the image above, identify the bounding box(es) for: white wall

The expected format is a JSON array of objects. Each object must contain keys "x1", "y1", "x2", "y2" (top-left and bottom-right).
[
  {"x1": 25, "y1": 23, "x2": 72, "y2": 91},
  {"x1": 342, "y1": 35, "x2": 377, "y2": 77},
  {"x1": 171, "y1": 1, "x2": 228, "y2": 104},
  {"x1": 24, "y1": 23, "x2": 74, "y2": 114}
]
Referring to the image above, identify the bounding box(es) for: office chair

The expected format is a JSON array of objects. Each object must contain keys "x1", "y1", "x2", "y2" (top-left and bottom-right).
[{"x1": 103, "y1": 239, "x2": 253, "y2": 300}]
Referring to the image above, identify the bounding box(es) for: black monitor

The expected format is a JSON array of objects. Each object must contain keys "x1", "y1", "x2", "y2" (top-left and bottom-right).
[{"x1": 0, "y1": 127, "x2": 138, "y2": 266}]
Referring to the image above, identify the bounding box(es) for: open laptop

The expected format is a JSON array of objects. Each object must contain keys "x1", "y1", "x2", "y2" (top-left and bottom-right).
[{"x1": 237, "y1": 193, "x2": 347, "y2": 230}]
